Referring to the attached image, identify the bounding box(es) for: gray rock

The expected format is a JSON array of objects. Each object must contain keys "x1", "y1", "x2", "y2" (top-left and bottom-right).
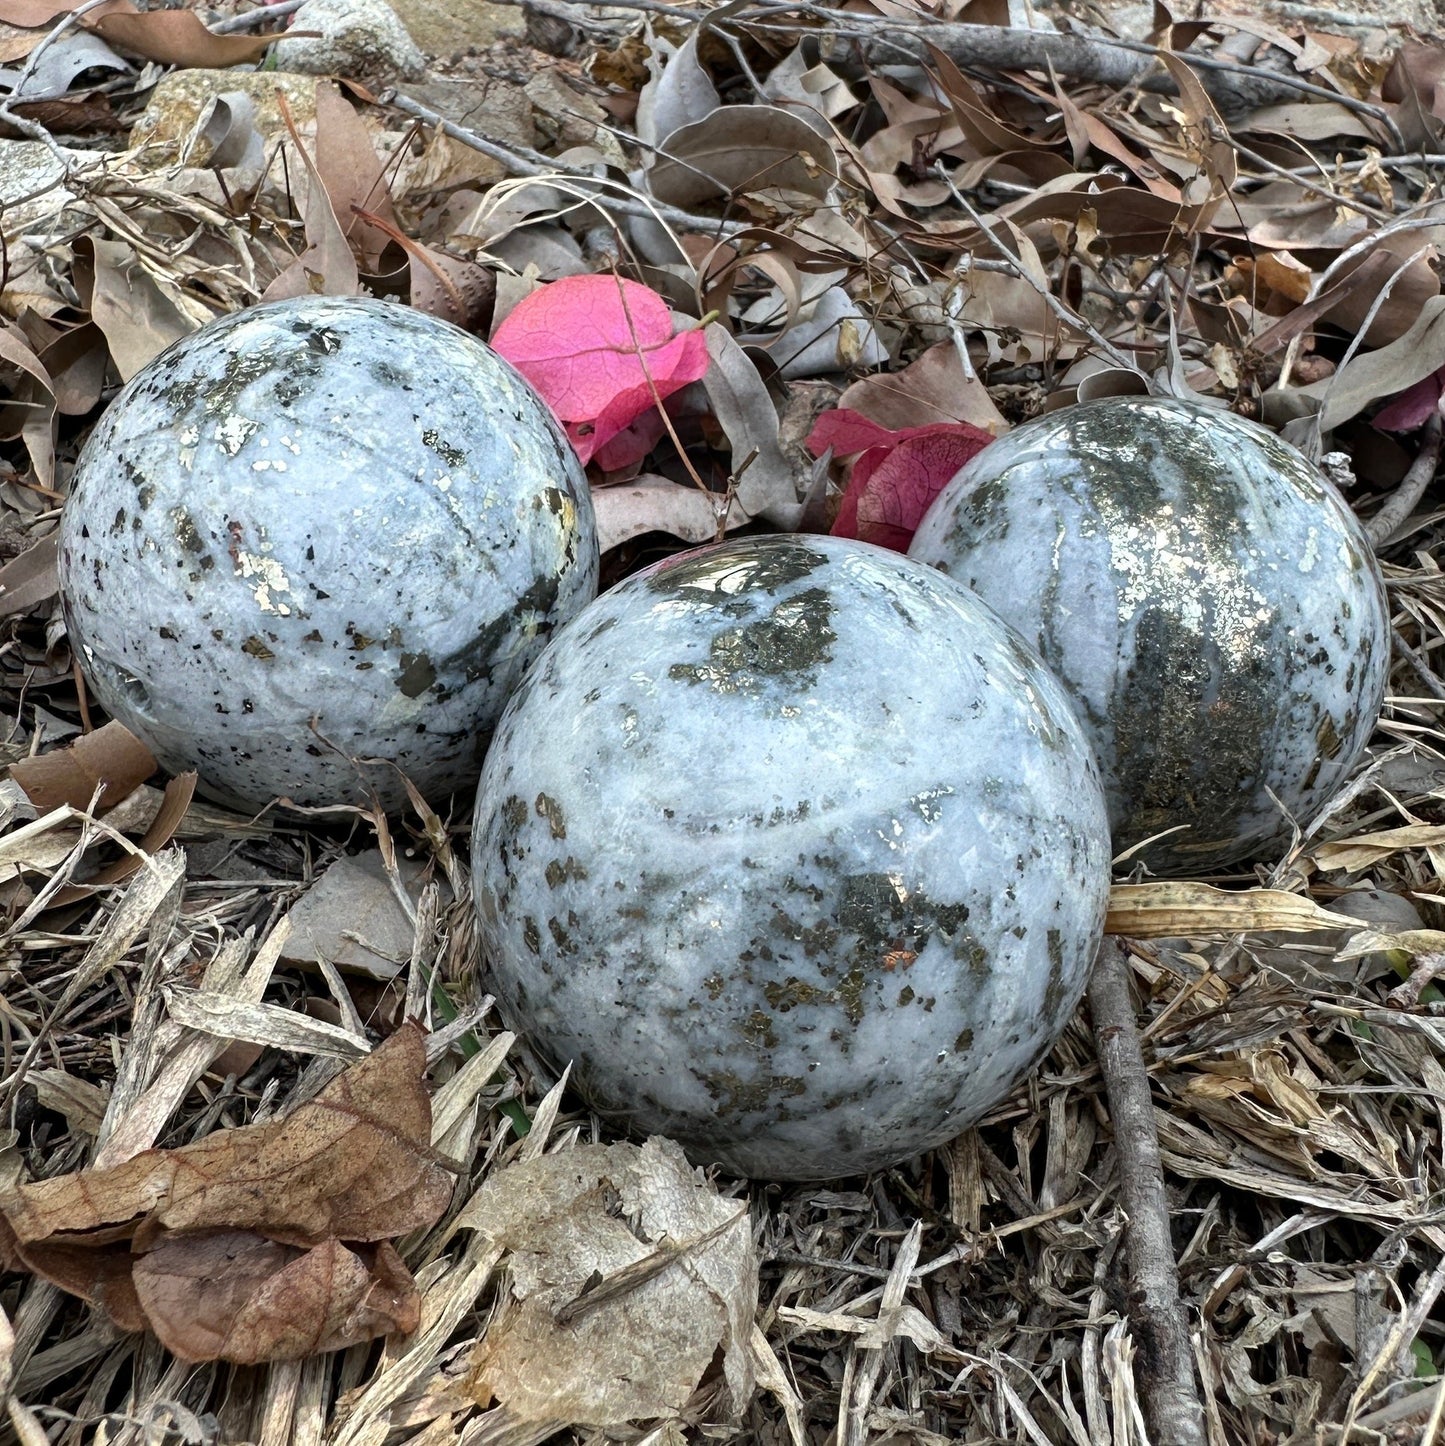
[
  {"x1": 910, "y1": 397, "x2": 1390, "y2": 875},
  {"x1": 60, "y1": 296, "x2": 598, "y2": 814},
  {"x1": 472, "y1": 535, "x2": 1111, "y2": 1180},
  {"x1": 273, "y1": 0, "x2": 428, "y2": 86}
]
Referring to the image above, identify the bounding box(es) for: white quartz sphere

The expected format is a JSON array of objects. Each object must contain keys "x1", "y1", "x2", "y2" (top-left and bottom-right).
[
  {"x1": 909, "y1": 398, "x2": 1389, "y2": 874},
  {"x1": 471, "y1": 535, "x2": 1111, "y2": 1180},
  {"x1": 60, "y1": 297, "x2": 598, "y2": 812}
]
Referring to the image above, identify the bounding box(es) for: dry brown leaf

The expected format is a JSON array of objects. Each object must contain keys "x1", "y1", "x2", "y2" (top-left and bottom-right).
[
  {"x1": 648, "y1": 104, "x2": 837, "y2": 208},
  {"x1": 1294, "y1": 295, "x2": 1445, "y2": 430},
  {"x1": 835, "y1": 339, "x2": 1008, "y2": 435},
  {"x1": 312, "y1": 82, "x2": 399, "y2": 272},
  {"x1": 71, "y1": 237, "x2": 200, "y2": 383},
  {"x1": 262, "y1": 93, "x2": 360, "y2": 302},
  {"x1": 701, "y1": 322, "x2": 802, "y2": 527},
  {"x1": 460, "y1": 1138, "x2": 756, "y2": 1432},
  {"x1": 0, "y1": 320, "x2": 55, "y2": 487},
  {"x1": 10, "y1": 719, "x2": 155, "y2": 812},
  {"x1": 1335, "y1": 927, "x2": 1445, "y2": 962},
  {"x1": 592, "y1": 474, "x2": 740, "y2": 552},
  {"x1": 0, "y1": 533, "x2": 57, "y2": 618},
  {"x1": 37, "y1": 321, "x2": 108, "y2": 415},
  {"x1": 636, "y1": 23, "x2": 718, "y2": 149},
  {"x1": 133, "y1": 1231, "x2": 419, "y2": 1364},
  {"x1": 1156, "y1": 53, "x2": 1236, "y2": 220},
  {"x1": 1322, "y1": 230, "x2": 1445, "y2": 348},
  {"x1": 928, "y1": 46, "x2": 1048, "y2": 160},
  {"x1": 0, "y1": 1023, "x2": 448, "y2": 1362},
  {"x1": 0, "y1": 0, "x2": 97, "y2": 24},
  {"x1": 1106, "y1": 882, "x2": 1360, "y2": 937},
  {"x1": 88, "y1": 7, "x2": 279, "y2": 69}
]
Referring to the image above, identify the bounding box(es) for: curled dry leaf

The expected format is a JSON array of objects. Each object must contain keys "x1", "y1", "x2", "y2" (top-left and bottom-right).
[
  {"x1": 1311, "y1": 822, "x2": 1445, "y2": 876},
  {"x1": 459, "y1": 1137, "x2": 757, "y2": 1433},
  {"x1": 132, "y1": 1232, "x2": 419, "y2": 1365},
  {"x1": 635, "y1": 24, "x2": 718, "y2": 151},
  {"x1": 491, "y1": 274, "x2": 710, "y2": 467},
  {"x1": 0, "y1": 1022, "x2": 451, "y2": 1363},
  {"x1": 701, "y1": 321, "x2": 801, "y2": 527},
  {"x1": 0, "y1": 532, "x2": 57, "y2": 618},
  {"x1": 592, "y1": 473, "x2": 738, "y2": 552},
  {"x1": 808, "y1": 408, "x2": 993, "y2": 552},
  {"x1": 10, "y1": 717, "x2": 155, "y2": 812}
]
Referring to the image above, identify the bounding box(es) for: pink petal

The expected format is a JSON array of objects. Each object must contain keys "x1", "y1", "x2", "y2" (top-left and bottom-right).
[
  {"x1": 1374, "y1": 366, "x2": 1445, "y2": 432},
  {"x1": 493, "y1": 276, "x2": 707, "y2": 424},
  {"x1": 807, "y1": 408, "x2": 897, "y2": 458},
  {"x1": 831, "y1": 425, "x2": 994, "y2": 553}
]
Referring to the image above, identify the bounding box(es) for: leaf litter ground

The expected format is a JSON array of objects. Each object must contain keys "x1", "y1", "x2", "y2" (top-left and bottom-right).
[{"x1": 5, "y1": 0, "x2": 1445, "y2": 1440}]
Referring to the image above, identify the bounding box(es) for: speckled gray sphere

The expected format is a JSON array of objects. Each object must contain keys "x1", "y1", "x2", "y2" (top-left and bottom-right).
[
  {"x1": 472, "y1": 535, "x2": 1111, "y2": 1180},
  {"x1": 60, "y1": 297, "x2": 598, "y2": 812},
  {"x1": 909, "y1": 396, "x2": 1389, "y2": 874}
]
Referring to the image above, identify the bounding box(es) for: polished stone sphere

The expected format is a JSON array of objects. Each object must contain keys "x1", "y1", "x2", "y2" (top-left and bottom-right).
[
  {"x1": 472, "y1": 535, "x2": 1111, "y2": 1179},
  {"x1": 60, "y1": 296, "x2": 598, "y2": 812},
  {"x1": 910, "y1": 396, "x2": 1389, "y2": 873}
]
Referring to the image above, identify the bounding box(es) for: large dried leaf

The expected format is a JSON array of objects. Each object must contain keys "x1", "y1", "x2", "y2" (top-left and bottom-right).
[
  {"x1": 2, "y1": 1022, "x2": 450, "y2": 1248},
  {"x1": 648, "y1": 104, "x2": 837, "y2": 207},
  {"x1": 0, "y1": 1024, "x2": 449, "y2": 1362},
  {"x1": 701, "y1": 322, "x2": 801, "y2": 527},
  {"x1": 312, "y1": 82, "x2": 399, "y2": 272},
  {"x1": 592, "y1": 474, "x2": 739, "y2": 551},
  {"x1": 1294, "y1": 295, "x2": 1445, "y2": 430},
  {"x1": 1312, "y1": 822, "x2": 1445, "y2": 875},
  {"x1": 835, "y1": 339, "x2": 1008, "y2": 435},
  {"x1": 460, "y1": 1138, "x2": 756, "y2": 1431},
  {"x1": 44, "y1": 772, "x2": 196, "y2": 910},
  {"x1": 0, "y1": 532, "x2": 57, "y2": 618},
  {"x1": 89, "y1": 7, "x2": 278, "y2": 69}
]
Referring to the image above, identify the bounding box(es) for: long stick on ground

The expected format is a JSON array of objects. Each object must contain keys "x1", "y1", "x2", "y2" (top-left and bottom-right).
[{"x1": 1088, "y1": 939, "x2": 1207, "y2": 1446}]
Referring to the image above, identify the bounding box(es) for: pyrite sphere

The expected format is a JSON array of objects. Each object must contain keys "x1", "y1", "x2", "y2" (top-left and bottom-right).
[
  {"x1": 60, "y1": 297, "x2": 598, "y2": 812},
  {"x1": 909, "y1": 396, "x2": 1389, "y2": 873},
  {"x1": 472, "y1": 535, "x2": 1111, "y2": 1180}
]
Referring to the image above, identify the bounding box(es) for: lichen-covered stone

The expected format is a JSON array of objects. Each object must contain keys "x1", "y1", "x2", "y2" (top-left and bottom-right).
[
  {"x1": 60, "y1": 296, "x2": 598, "y2": 813},
  {"x1": 909, "y1": 396, "x2": 1389, "y2": 874},
  {"x1": 471, "y1": 535, "x2": 1111, "y2": 1180}
]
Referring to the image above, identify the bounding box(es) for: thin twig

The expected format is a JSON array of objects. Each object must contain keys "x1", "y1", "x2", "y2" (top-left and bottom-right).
[
  {"x1": 0, "y1": 0, "x2": 116, "y2": 162},
  {"x1": 381, "y1": 89, "x2": 744, "y2": 239},
  {"x1": 211, "y1": 0, "x2": 306, "y2": 34},
  {"x1": 1392, "y1": 626, "x2": 1445, "y2": 702},
  {"x1": 821, "y1": 18, "x2": 1395, "y2": 130},
  {"x1": 1367, "y1": 413, "x2": 1443, "y2": 548},
  {"x1": 937, "y1": 165, "x2": 1147, "y2": 381},
  {"x1": 1088, "y1": 939, "x2": 1207, "y2": 1446}
]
